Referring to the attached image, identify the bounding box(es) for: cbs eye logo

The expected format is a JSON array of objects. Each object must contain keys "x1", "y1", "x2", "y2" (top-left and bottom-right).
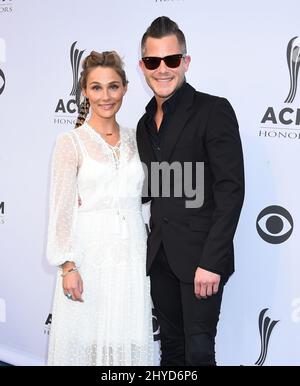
[
  {"x1": 256, "y1": 206, "x2": 293, "y2": 244},
  {"x1": 0, "y1": 69, "x2": 5, "y2": 95}
]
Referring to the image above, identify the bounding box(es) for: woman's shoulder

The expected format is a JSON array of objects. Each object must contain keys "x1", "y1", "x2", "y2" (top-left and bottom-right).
[
  {"x1": 56, "y1": 125, "x2": 85, "y2": 142},
  {"x1": 54, "y1": 129, "x2": 80, "y2": 152},
  {"x1": 120, "y1": 126, "x2": 136, "y2": 139}
]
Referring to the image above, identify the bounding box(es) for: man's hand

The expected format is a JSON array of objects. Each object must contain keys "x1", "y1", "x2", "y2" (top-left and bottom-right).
[{"x1": 194, "y1": 267, "x2": 220, "y2": 299}]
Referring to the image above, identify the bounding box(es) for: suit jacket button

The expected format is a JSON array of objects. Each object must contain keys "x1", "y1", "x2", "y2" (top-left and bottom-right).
[{"x1": 163, "y1": 217, "x2": 169, "y2": 223}]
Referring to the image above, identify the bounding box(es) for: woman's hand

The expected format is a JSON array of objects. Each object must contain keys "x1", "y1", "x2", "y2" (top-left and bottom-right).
[{"x1": 62, "y1": 262, "x2": 84, "y2": 302}]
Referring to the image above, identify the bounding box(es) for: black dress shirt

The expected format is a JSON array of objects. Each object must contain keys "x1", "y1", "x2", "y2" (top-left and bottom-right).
[{"x1": 145, "y1": 82, "x2": 188, "y2": 161}]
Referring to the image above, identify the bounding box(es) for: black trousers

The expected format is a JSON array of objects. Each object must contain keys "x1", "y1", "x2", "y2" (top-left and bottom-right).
[{"x1": 150, "y1": 244, "x2": 224, "y2": 366}]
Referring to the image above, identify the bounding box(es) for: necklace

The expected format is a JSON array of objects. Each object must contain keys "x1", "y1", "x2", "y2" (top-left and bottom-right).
[
  {"x1": 87, "y1": 121, "x2": 119, "y2": 136},
  {"x1": 99, "y1": 128, "x2": 117, "y2": 136},
  {"x1": 102, "y1": 128, "x2": 117, "y2": 136},
  {"x1": 101, "y1": 124, "x2": 120, "y2": 145},
  {"x1": 86, "y1": 122, "x2": 121, "y2": 148}
]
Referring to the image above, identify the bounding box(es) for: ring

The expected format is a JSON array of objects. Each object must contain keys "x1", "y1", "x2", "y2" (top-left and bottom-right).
[{"x1": 65, "y1": 293, "x2": 72, "y2": 299}]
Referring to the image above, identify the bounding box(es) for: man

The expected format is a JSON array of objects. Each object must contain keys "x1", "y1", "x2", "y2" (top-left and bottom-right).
[{"x1": 137, "y1": 16, "x2": 244, "y2": 366}]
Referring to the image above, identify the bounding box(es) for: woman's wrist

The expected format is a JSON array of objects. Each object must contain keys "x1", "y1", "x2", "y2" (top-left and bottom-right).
[
  {"x1": 61, "y1": 261, "x2": 76, "y2": 272},
  {"x1": 61, "y1": 266, "x2": 79, "y2": 277}
]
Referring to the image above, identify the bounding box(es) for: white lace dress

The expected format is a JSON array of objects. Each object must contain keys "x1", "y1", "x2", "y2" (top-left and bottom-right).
[{"x1": 47, "y1": 122, "x2": 154, "y2": 366}]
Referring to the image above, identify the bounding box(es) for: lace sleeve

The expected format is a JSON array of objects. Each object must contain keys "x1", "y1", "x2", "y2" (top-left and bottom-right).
[{"x1": 46, "y1": 132, "x2": 79, "y2": 266}]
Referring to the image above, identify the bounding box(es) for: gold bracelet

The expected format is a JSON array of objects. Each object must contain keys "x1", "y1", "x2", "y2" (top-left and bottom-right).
[{"x1": 61, "y1": 267, "x2": 79, "y2": 277}]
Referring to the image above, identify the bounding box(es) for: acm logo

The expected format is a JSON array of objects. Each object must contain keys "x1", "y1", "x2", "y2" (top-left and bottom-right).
[
  {"x1": 260, "y1": 37, "x2": 300, "y2": 139},
  {"x1": 54, "y1": 42, "x2": 85, "y2": 125},
  {"x1": 44, "y1": 313, "x2": 52, "y2": 335},
  {"x1": 285, "y1": 36, "x2": 300, "y2": 104},
  {"x1": 254, "y1": 308, "x2": 279, "y2": 366}
]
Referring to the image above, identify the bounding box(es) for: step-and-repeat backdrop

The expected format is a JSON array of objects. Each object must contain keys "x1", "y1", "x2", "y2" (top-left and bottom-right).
[{"x1": 1, "y1": 0, "x2": 299, "y2": 365}]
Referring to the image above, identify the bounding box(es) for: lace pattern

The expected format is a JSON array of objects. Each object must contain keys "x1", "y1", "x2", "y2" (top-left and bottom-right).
[{"x1": 47, "y1": 123, "x2": 154, "y2": 366}]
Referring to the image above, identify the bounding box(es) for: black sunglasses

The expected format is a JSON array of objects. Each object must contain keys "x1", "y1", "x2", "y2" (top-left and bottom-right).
[{"x1": 142, "y1": 54, "x2": 185, "y2": 70}]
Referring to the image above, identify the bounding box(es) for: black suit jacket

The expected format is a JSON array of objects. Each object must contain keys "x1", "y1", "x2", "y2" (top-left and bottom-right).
[{"x1": 136, "y1": 83, "x2": 244, "y2": 283}]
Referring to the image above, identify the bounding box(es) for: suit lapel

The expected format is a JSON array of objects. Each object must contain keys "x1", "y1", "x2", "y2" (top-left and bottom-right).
[
  {"x1": 162, "y1": 83, "x2": 195, "y2": 162},
  {"x1": 137, "y1": 116, "x2": 157, "y2": 164}
]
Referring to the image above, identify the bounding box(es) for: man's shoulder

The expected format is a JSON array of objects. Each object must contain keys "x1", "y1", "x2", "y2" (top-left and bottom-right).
[
  {"x1": 184, "y1": 82, "x2": 221, "y2": 99},
  {"x1": 192, "y1": 87, "x2": 223, "y2": 104},
  {"x1": 191, "y1": 87, "x2": 232, "y2": 112}
]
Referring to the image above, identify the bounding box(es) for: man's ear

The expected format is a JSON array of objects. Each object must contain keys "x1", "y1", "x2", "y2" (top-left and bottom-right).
[
  {"x1": 184, "y1": 55, "x2": 191, "y2": 71},
  {"x1": 139, "y1": 59, "x2": 144, "y2": 71}
]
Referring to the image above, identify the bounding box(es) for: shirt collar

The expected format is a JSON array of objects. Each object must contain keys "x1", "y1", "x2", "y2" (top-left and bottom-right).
[{"x1": 145, "y1": 81, "x2": 187, "y2": 117}]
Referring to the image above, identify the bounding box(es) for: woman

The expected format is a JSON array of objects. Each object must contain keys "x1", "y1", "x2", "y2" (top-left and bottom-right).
[{"x1": 47, "y1": 51, "x2": 154, "y2": 366}]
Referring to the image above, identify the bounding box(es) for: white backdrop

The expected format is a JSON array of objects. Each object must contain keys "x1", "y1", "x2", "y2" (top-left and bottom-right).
[{"x1": 0, "y1": 0, "x2": 300, "y2": 366}]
